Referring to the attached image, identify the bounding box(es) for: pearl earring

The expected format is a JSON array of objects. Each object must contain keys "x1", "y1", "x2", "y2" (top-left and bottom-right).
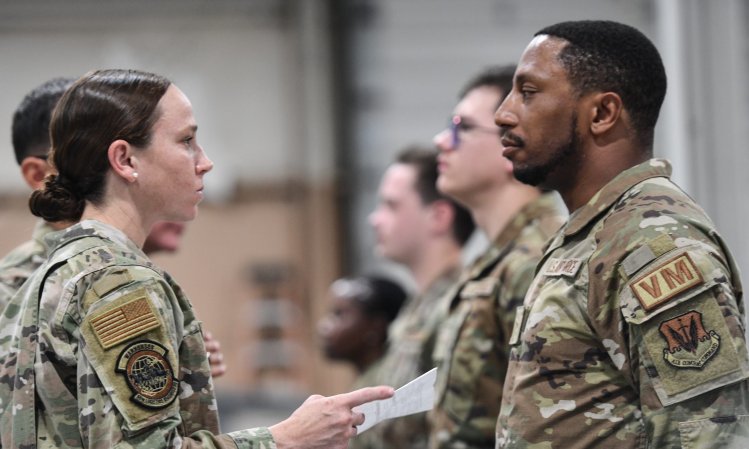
[{"x1": 132, "y1": 172, "x2": 139, "y2": 181}]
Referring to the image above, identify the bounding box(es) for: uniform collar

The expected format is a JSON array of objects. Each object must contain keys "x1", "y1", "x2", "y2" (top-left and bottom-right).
[
  {"x1": 493, "y1": 192, "x2": 562, "y2": 249},
  {"x1": 563, "y1": 158, "x2": 672, "y2": 237},
  {"x1": 46, "y1": 219, "x2": 146, "y2": 258},
  {"x1": 465, "y1": 192, "x2": 562, "y2": 279},
  {"x1": 32, "y1": 219, "x2": 56, "y2": 244}
]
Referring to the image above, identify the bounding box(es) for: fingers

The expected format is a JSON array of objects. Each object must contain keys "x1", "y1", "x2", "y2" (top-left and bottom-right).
[
  {"x1": 352, "y1": 411, "x2": 365, "y2": 427},
  {"x1": 302, "y1": 394, "x2": 325, "y2": 405},
  {"x1": 204, "y1": 337, "x2": 221, "y2": 353},
  {"x1": 207, "y1": 350, "x2": 224, "y2": 364},
  {"x1": 335, "y1": 385, "x2": 394, "y2": 408},
  {"x1": 210, "y1": 358, "x2": 227, "y2": 378}
]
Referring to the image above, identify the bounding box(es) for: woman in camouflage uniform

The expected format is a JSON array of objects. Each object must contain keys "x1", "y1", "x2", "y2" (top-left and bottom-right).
[{"x1": 0, "y1": 69, "x2": 390, "y2": 449}]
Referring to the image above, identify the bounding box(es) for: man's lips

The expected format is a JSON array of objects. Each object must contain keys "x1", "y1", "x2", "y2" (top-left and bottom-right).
[{"x1": 500, "y1": 132, "x2": 524, "y2": 158}]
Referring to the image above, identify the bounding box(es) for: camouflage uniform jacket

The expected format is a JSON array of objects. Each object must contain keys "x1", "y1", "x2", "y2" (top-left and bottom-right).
[
  {"x1": 430, "y1": 193, "x2": 565, "y2": 449},
  {"x1": 367, "y1": 265, "x2": 463, "y2": 449},
  {"x1": 0, "y1": 220, "x2": 275, "y2": 449},
  {"x1": 496, "y1": 159, "x2": 749, "y2": 448},
  {"x1": 350, "y1": 358, "x2": 386, "y2": 449},
  {"x1": 0, "y1": 220, "x2": 55, "y2": 311}
]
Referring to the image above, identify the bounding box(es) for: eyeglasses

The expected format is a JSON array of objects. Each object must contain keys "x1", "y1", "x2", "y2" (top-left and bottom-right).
[{"x1": 449, "y1": 115, "x2": 501, "y2": 148}]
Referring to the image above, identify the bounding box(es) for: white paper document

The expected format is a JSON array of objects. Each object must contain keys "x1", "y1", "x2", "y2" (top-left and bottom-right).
[{"x1": 353, "y1": 367, "x2": 437, "y2": 433}]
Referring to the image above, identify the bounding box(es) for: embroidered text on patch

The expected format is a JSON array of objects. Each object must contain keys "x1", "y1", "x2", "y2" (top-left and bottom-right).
[
  {"x1": 543, "y1": 258, "x2": 582, "y2": 277},
  {"x1": 630, "y1": 253, "x2": 703, "y2": 311},
  {"x1": 659, "y1": 310, "x2": 720, "y2": 369},
  {"x1": 116, "y1": 340, "x2": 178, "y2": 409},
  {"x1": 90, "y1": 296, "x2": 161, "y2": 349}
]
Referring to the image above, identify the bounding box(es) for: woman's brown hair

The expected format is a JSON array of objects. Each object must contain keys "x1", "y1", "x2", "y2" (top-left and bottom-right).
[{"x1": 30, "y1": 69, "x2": 171, "y2": 222}]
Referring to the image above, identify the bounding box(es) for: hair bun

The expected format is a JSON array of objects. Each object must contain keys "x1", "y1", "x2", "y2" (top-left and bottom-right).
[{"x1": 29, "y1": 174, "x2": 85, "y2": 222}]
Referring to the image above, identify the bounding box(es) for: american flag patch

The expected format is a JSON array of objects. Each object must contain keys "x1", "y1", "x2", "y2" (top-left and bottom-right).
[{"x1": 90, "y1": 296, "x2": 161, "y2": 349}]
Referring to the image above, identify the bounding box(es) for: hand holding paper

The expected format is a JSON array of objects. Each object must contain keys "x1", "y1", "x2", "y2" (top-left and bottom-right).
[{"x1": 353, "y1": 367, "x2": 437, "y2": 433}]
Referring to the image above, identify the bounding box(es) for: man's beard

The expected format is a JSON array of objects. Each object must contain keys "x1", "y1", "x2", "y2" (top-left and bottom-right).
[{"x1": 513, "y1": 116, "x2": 579, "y2": 187}]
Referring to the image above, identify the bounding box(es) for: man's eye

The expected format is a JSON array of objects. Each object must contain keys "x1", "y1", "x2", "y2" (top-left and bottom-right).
[{"x1": 520, "y1": 87, "x2": 537, "y2": 99}]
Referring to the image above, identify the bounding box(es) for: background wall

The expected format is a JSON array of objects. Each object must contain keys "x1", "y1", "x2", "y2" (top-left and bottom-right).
[{"x1": 0, "y1": 0, "x2": 747, "y2": 430}]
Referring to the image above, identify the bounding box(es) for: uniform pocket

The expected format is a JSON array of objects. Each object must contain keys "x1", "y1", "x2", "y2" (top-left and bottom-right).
[
  {"x1": 440, "y1": 292, "x2": 500, "y2": 424},
  {"x1": 679, "y1": 415, "x2": 749, "y2": 449}
]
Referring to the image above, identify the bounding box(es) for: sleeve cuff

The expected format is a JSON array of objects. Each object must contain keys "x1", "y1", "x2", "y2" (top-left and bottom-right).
[{"x1": 228, "y1": 427, "x2": 277, "y2": 449}]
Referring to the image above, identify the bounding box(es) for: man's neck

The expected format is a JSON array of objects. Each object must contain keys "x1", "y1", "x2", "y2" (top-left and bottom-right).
[
  {"x1": 469, "y1": 183, "x2": 540, "y2": 241},
  {"x1": 557, "y1": 141, "x2": 649, "y2": 212},
  {"x1": 354, "y1": 346, "x2": 385, "y2": 374},
  {"x1": 408, "y1": 239, "x2": 462, "y2": 293}
]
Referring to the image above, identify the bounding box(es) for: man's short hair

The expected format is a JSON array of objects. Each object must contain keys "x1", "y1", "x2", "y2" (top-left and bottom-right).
[
  {"x1": 396, "y1": 146, "x2": 475, "y2": 245},
  {"x1": 459, "y1": 65, "x2": 516, "y2": 109},
  {"x1": 535, "y1": 20, "x2": 667, "y2": 148},
  {"x1": 12, "y1": 77, "x2": 76, "y2": 165}
]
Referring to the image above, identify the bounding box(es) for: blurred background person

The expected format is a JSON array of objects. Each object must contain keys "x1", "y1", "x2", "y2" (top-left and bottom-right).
[
  {"x1": 144, "y1": 220, "x2": 227, "y2": 378},
  {"x1": 429, "y1": 66, "x2": 566, "y2": 449},
  {"x1": 367, "y1": 146, "x2": 475, "y2": 449},
  {"x1": 0, "y1": 77, "x2": 75, "y2": 309},
  {"x1": 318, "y1": 275, "x2": 406, "y2": 385},
  {"x1": 318, "y1": 275, "x2": 406, "y2": 449},
  {"x1": 143, "y1": 220, "x2": 187, "y2": 254}
]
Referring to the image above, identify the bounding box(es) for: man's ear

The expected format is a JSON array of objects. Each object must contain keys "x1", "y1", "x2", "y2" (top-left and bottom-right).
[
  {"x1": 428, "y1": 199, "x2": 456, "y2": 236},
  {"x1": 588, "y1": 92, "x2": 623, "y2": 137},
  {"x1": 107, "y1": 139, "x2": 139, "y2": 183},
  {"x1": 20, "y1": 157, "x2": 52, "y2": 190}
]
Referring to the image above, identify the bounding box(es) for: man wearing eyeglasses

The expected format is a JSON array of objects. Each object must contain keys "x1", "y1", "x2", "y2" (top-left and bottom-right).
[{"x1": 429, "y1": 66, "x2": 566, "y2": 449}]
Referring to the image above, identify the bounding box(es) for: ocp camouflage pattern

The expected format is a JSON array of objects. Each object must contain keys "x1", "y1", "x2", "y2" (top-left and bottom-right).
[
  {"x1": 496, "y1": 159, "x2": 749, "y2": 448},
  {"x1": 363, "y1": 266, "x2": 462, "y2": 449},
  {"x1": 0, "y1": 220, "x2": 276, "y2": 449},
  {"x1": 429, "y1": 193, "x2": 565, "y2": 449},
  {"x1": 0, "y1": 220, "x2": 54, "y2": 311}
]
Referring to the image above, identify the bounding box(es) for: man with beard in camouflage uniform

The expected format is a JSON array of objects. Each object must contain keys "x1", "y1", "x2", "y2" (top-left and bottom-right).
[
  {"x1": 366, "y1": 147, "x2": 475, "y2": 449},
  {"x1": 429, "y1": 66, "x2": 565, "y2": 449},
  {"x1": 494, "y1": 20, "x2": 749, "y2": 448}
]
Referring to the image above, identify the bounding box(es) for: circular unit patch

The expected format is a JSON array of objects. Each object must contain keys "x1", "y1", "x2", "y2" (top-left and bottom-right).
[{"x1": 116, "y1": 340, "x2": 179, "y2": 409}]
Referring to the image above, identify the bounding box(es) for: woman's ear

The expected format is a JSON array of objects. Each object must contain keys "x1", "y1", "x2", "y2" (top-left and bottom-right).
[
  {"x1": 107, "y1": 139, "x2": 139, "y2": 183},
  {"x1": 589, "y1": 92, "x2": 623, "y2": 137}
]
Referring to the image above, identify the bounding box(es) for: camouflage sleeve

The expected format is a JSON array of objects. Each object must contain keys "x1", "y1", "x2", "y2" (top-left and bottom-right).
[
  {"x1": 614, "y1": 238, "x2": 749, "y2": 447},
  {"x1": 227, "y1": 428, "x2": 277, "y2": 449},
  {"x1": 73, "y1": 266, "x2": 276, "y2": 449},
  {"x1": 0, "y1": 280, "x2": 16, "y2": 312}
]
